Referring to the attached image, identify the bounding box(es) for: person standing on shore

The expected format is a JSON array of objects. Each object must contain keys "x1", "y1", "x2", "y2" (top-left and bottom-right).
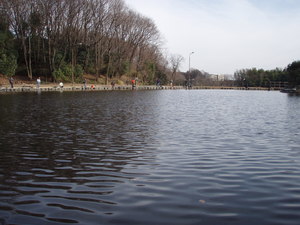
[
  {"x1": 131, "y1": 79, "x2": 135, "y2": 90},
  {"x1": 111, "y1": 81, "x2": 115, "y2": 90},
  {"x1": 156, "y1": 78, "x2": 161, "y2": 86},
  {"x1": 9, "y1": 77, "x2": 14, "y2": 88},
  {"x1": 83, "y1": 79, "x2": 87, "y2": 90},
  {"x1": 36, "y1": 77, "x2": 41, "y2": 89}
]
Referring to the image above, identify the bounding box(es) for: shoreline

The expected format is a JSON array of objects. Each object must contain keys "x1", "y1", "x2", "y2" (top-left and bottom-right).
[
  {"x1": 0, "y1": 84, "x2": 183, "y2": 93},
  {"x1": 0, "y1": 84, "x2": 278, "y2": 94}
]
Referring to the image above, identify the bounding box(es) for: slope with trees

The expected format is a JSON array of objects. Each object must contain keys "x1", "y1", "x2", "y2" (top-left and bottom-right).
[{"x1": 0, "y1": 0, "x2": 168, "y2": 84}]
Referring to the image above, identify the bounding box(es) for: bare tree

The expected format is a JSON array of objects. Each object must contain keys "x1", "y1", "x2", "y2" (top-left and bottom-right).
[
  {"x1": 1, "y1": 0, "x2": 168, "y2": 84},
  {"x1": 169, "y1": 54, "x2": 184, "y2": 83},
  {"x1": 3, "y1": 0, "x2": 33, "y2": 79}
]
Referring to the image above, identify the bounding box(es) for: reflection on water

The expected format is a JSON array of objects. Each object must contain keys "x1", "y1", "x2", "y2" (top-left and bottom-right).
[{"x1": 0, "y1": 90, "x2": 300, "y2": 225}]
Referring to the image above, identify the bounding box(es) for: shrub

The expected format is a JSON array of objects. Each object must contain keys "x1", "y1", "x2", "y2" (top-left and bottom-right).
[
  {"x1": 61, "y1": 64, "x2": 73, "y2": 81},
  {"x1": 74, "y1": 64, "x2": 84, "y2": 81},
  {"x1": 52, "y1": 69, "x2": 66, "y2": 82}
]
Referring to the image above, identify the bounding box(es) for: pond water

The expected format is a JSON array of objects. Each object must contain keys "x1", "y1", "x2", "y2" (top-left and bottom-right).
[{"x1": 0, "y1": 90, "x2": 300, "y2": 225}]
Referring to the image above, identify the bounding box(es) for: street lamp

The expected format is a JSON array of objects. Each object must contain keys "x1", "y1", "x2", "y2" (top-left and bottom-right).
[{"x1": 188, "y1": 52, "x2": 194, "y2": 88}]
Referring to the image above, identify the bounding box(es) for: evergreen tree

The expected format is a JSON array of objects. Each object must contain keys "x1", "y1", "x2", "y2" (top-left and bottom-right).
[
  {"x1": 286, "y1": 61, "x2": 300, "y2": 86},
  {"x1": 0, "y1": 14, "x2": 17, "y2": 77}
]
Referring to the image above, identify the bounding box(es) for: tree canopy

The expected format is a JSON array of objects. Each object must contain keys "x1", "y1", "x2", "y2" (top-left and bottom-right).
[
  {"x1": 286, "y1": 61, "x2": 300, "y2": 86},
  {"x1": 233, "y1": 64, "x2": 300, "y2": 88},
  {"x1": 0, "y1": 0, "x2": 168, "y2": 84}
]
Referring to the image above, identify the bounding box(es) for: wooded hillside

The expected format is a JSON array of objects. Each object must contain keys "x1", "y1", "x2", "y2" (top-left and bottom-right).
[{"x1": 0, "y1": 0, "x2": 168, "y2": 84}]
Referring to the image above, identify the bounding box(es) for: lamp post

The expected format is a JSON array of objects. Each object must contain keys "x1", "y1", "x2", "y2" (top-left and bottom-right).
[{"x1": 188, "y1": 52, "x2": 194, "y2": 88}]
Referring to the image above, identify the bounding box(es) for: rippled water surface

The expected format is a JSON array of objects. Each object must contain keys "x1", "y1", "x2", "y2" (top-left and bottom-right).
[{"x1": 0, "y1": 90, "x2": 300, "y2": 225}]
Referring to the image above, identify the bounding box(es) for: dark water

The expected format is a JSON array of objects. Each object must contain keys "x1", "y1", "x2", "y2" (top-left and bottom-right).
[{"x1": 0, "y1": 90, "x2": 300, "y2": 225}]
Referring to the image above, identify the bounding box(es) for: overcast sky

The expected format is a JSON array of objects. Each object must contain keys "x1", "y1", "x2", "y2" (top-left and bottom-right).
[{"x1": 124, "y1": 0, "x2": 300, "y2": 75}]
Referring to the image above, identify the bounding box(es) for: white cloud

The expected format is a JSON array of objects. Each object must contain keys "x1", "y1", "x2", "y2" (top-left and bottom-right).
[{"x1": 125, "y1": 0, "x2": 300, "y2": 74}]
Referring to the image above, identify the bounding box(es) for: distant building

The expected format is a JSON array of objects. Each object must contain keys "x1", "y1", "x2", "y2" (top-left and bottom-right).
[
  {"x1": 210, "y1": 74, "x2": 233, "y2": 81},
  {"x1": 210, "y1": 74, "x2": 225, "y2": 81}
]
